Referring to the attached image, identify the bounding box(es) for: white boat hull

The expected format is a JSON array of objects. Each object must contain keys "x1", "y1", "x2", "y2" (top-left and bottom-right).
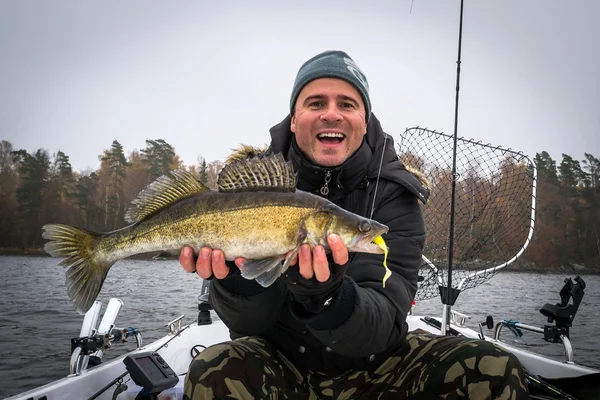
[{"x1": 7, "y1": 312, "x2": 598, "y2": 400}]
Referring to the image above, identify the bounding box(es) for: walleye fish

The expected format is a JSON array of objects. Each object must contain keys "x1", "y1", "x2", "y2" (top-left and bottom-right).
[{"x1": 42, "y1": 153, "x2": 388, "y2": 314}]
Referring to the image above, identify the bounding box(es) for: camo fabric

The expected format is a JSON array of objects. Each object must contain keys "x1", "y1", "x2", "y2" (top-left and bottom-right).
[{"x1": 183, "y1": 331, "x2": 529, "y2": 399}]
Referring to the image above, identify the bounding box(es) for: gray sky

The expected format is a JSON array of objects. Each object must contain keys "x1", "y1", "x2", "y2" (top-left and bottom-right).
[{"x1": 1, "y1": 1, "x2": 598, "y2": 172}]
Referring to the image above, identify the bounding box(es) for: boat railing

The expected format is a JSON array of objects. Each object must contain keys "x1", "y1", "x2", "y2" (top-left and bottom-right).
[
  {"x1": 489, "y1": 276, "x2": 585, "y2": 364},
  {"x1": 493, "y1": 320, "x2": 574, "y2": 363}
]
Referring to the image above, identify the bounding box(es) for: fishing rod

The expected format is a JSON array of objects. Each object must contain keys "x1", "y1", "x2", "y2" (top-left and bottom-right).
[{"x1": 440, "y1": 0, "x2": 465, "y2": 335}]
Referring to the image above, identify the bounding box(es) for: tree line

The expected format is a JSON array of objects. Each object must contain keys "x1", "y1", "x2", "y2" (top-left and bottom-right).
[
  {"x1": 0, "y1": 139, "x2": 224, "y2": 249},
  {"x1": 0, "y1": 138, "x2": 598, "y2": 271},
  {"x1": 528, "y1": 151, "x2": 599, "y2": 270}
]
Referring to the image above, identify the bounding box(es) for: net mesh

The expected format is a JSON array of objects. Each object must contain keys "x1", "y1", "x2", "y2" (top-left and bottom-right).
[{"x1": 398, "y1": 127, "x2": 536, "y2": 301}]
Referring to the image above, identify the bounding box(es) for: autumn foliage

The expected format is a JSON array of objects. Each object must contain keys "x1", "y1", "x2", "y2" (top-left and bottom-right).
[
  {"x1": 0, "y1": 139, "x2": 224, "y2": 250},
  {"x1": 0, "y1": 136, "x2": 598, "y2": 280}
]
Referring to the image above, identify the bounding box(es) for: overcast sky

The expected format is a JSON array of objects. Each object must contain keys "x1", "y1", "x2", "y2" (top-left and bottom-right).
[{"x1": 1, "y1": 1, "x2": 598, "y2": 172}]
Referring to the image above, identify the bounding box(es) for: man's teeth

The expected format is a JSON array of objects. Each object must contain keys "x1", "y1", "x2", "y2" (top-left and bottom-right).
[{"x1": 317, "y1": 132, "x2": 344, "y2": 138}]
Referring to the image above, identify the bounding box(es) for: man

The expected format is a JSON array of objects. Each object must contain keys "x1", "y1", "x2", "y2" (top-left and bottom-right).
[{"x1": 179, "y1": 50, "x2": 529, "y2": 399}]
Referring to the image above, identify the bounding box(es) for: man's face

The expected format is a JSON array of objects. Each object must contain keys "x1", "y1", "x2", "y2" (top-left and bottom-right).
[{"x1": 291, "y1": 78, "x2": 367, "y2": 168}]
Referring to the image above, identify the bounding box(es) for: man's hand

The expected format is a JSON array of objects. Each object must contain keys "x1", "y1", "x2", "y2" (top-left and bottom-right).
[
  {"x1": 290, "y1": 234, "x2": 349, "y2": 280},
  {"x1": 179, "y1": 246, "x2": 245, "y2": 280},
  {"x1": 283, "y1": 234, "x2": 350, "y2": 313}
]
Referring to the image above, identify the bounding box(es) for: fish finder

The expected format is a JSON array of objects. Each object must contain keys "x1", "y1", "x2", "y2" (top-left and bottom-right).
[{"x1": 123, "y1": 351, "x2": 179, "y2": 397}]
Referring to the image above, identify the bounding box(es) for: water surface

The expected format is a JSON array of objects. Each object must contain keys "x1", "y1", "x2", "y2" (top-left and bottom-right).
[{"x1": 0, "y1": 256, "x2": 598, "y2": 398}]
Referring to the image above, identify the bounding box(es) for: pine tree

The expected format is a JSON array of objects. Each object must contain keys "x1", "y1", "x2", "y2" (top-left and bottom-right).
[
  {"x1": 12, "y1": 148, "x2": 51, "y2": 247},
  {"x1": 140, "y1": 139, "x2": 176, "y2": 180},
  {"x1": 0, "y1": 141, "x2": 19, "y2": 248},
  {"x1": 98, "y1": 140, "x2": 129, "y2": 230}
]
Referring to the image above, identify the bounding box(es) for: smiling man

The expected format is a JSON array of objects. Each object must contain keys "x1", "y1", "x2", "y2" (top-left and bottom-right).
[
  {"x1": 291, "y1": 76, "x2": 368, "y2": 168},
  {"x1": 181, "y1": 50, "x2": 529, "y2": 399}
]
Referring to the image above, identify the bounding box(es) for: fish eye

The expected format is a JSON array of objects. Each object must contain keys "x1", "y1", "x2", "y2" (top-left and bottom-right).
[{"x1": 358, "y1": 220, "x2": 371, "y2": 232}]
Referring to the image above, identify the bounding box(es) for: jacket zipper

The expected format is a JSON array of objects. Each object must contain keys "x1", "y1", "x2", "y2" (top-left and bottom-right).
[{"x1": 320, "y1": 170, "x2": 332, "y2": 196}]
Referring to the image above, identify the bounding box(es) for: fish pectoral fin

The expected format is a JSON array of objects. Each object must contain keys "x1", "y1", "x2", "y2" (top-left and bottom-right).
[
  {"x1": 152, "y1": 250, "x2": 179, "y2": 259},
  {"x1": 240, "y1": 256, "x2": 285, "y2": 280},
  {"x1": 255, "y1": 264, "x2": 284, "y2": 287},
  {"x1": 253, "y1": 248, "x2": 299, "y2": 287},
  {"x1": 281, "y1": 247, "x2": 300, "y2": 275},
  {"x1": 244, "y1": 250, "x2": 299, "y2": 287}
]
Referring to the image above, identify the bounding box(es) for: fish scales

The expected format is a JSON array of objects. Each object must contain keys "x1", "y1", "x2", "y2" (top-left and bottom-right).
[{"x1": 96, "y1": 190, "x2": 326, "y2": 262}]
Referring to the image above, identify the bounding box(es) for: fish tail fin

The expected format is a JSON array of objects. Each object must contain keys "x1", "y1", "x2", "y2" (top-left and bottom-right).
[{"x1": 42, "y1": 224, "x2": 113, "y2": 314}]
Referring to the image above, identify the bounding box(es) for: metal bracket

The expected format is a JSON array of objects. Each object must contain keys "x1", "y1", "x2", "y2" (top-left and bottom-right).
[
  {"x1": 450, "y1": 309, "x2": 471, "y2": 327},
  {"x1": 165, "y1": 315, "x2": 185, "y2": 335}
]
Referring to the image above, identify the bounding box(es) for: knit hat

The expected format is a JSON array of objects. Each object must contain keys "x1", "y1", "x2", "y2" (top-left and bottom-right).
[{"x1": 289, "y1": 50, "x2": 371, "y2": 122}]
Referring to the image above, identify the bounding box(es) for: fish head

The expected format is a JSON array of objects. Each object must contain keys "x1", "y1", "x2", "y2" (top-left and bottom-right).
[{"x1": 306, "y1": 204, "x2": 389, "y2": 254}]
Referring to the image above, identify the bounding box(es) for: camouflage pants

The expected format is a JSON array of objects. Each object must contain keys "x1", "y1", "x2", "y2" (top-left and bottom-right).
[{"x1": 183, "y1": 331, "x2": 529, "y2": 399}]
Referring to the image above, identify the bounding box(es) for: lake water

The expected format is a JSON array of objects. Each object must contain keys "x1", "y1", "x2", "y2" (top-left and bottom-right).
[{"x1": 0, "y1": 255, "x2": 599, "y2": 398}]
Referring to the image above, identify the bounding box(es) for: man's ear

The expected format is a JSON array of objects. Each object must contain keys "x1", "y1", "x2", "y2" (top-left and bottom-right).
[{"x1": 290, "y1": 115, "x2": 296, "y2": 133}]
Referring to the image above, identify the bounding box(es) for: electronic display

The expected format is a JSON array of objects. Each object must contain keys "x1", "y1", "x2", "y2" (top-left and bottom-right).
[
  {"x1": 136, "y1": 356, "x2": 166, "y2": 381},
  {"x1": 124, "y1": 351, "x2": 179, "y2": 394}
]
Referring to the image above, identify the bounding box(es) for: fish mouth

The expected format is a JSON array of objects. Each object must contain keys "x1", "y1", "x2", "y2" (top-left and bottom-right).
[{"x1": 348, "y1": 226, "x2": 389, "y2": 254}]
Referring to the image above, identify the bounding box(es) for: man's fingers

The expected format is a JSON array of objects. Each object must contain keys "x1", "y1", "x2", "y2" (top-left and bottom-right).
[
  {"x1": 313, "y1": 246, "x2": 331, "y2": 282},
  {"x1": 179, "y1": 246, "x2": 196, "y2": 273},
  {"x1": 298, "y1": 244, "x2": 314, "y2": 279},
  {"x1": 195, "y1": 247, "x2": 213, "y2": 279},
  {"x1": 234, "y1": 257, "x2": 247, "y2": 269},
  {"x1": 212, "y1": 249, "x2": 230, "y2": 279},
  {"x1": 328, "y1": 234, "x2": 349, "y2": 266},
  {"x1": 180, "y1": 247, "x2": 232, "y2": 280}
]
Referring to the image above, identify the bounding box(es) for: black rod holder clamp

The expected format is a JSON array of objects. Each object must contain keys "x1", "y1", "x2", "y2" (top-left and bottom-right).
[{"x1": 71, "y1": 334, "x2": 105, "y2": 355}]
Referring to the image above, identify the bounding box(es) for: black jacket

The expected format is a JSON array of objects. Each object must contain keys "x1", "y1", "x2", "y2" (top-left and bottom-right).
[{"x1": 209, "y1": 113, "x2": 429, "y2": 374}]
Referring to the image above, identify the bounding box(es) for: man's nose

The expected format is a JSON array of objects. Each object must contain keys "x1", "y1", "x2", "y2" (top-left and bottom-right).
[{"x1": 320, "y1": 103, "x2": 342, "y2": 122}]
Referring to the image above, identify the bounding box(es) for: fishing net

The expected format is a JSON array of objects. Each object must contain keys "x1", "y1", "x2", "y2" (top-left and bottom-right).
[{"x1": 398, "y1": 127, "x2": 537, "y2": 302}]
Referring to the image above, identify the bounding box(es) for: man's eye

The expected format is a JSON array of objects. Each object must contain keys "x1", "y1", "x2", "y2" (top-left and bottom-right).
[
  {"x1": 308, "y1": 101, "x2": 325, "y2": 108},
  {"x1": 341, "y1": 102, "x2": 355, "y2": 109}
]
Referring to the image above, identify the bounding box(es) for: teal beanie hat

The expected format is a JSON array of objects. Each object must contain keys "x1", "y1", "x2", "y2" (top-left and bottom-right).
[{"x1": 289, "y1": 50, "x2": 371, "y2": 122}]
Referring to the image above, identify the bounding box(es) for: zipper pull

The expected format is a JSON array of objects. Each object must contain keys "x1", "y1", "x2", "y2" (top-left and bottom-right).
[{"x1": 320, "y1": 170, "x2": 332, "y2": 196}]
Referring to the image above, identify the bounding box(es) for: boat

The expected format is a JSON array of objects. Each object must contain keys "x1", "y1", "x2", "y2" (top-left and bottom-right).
[
  {"x1": 7, "y1": 3, "x2": 599, "y2": 399},
  {"x1": 5, "y1": 279, "x2": 599, "y2": 399},
  {"x1": 6, "y1": 125, "x2": 599, "y2": 400}
]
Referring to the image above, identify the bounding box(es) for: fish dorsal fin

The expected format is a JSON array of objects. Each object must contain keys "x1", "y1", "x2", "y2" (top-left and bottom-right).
[
  {"x1": 218, "y1": 153, "x2": 296, "y2": 192},
  {"x1": 125, "y1": 169, "x2": 208, "y2": 223}
]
